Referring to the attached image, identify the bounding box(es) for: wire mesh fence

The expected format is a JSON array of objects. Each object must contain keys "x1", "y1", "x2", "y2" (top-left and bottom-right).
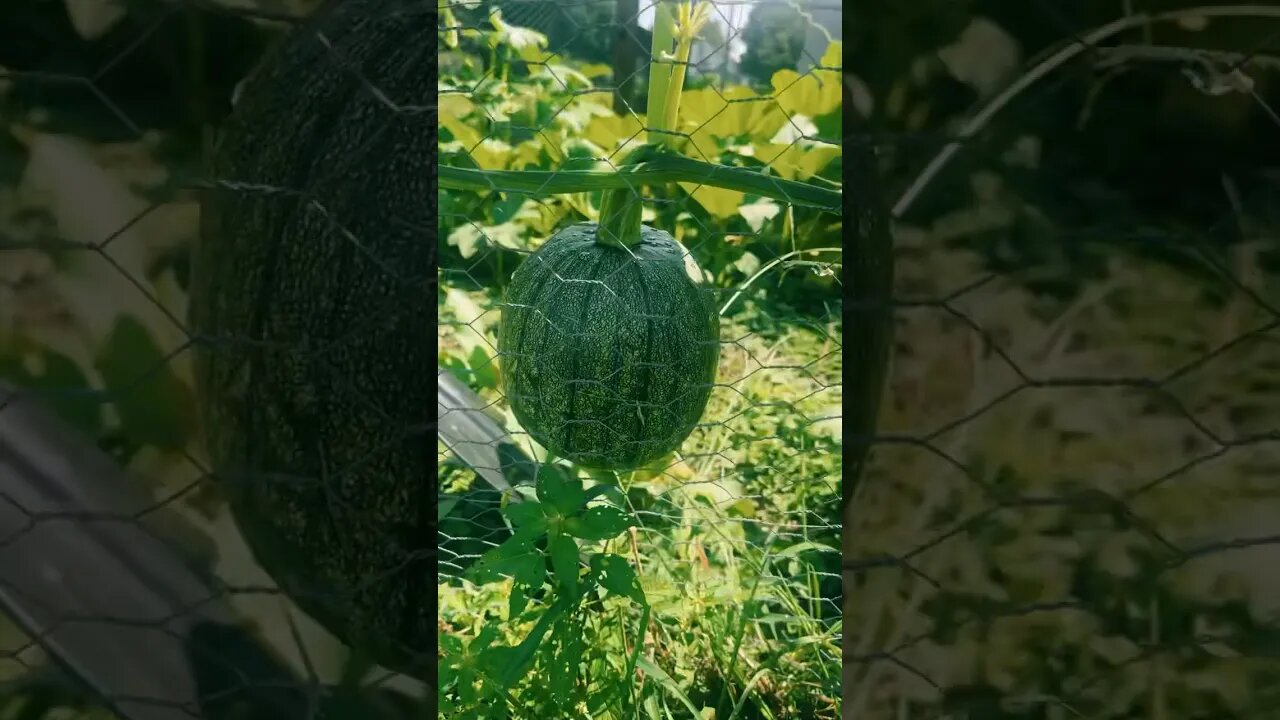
[
  {"x1": 0, "y1": 0, "x2": 435, "y2": 717},
  {"x1": 0, "y1": 0, "x2": 844, "y2": 718},
  {"x1": 849, "y1": 2, "x2": 1280, "y2": 718},
  {"x1": 437, "y1": 0, "x2": 844, "y2": 716}
]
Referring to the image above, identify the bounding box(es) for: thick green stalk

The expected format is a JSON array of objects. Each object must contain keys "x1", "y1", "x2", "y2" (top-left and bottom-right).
[
  {"x1": 439, "y1": 155, "x2": 840, "y2": 211},
  {"x1": 592, "y1": 2, "x2": 716, "y2": 246},
  {"x1": 645, "y1": 2, "x2": 678, "y2": 144},
  {"x1": 595, "y1": 184, "x2": 645, "y2": 248},
  {"x1": 588, "y1": 1, "x2": 690, "y2": 248},
  {"x1": 660, "y1": 2, "x2": 710, "y2": 142}
]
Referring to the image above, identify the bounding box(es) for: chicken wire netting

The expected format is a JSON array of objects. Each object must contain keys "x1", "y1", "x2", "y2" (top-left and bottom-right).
[
  {"x1": 848, "y1": 2, "x2": 1280, "y2": 719},
  {"x1": 437, "y1": 0, "x2": 843, "y2": 716},
  {"x1": 0, "y1": 0, "x2": 844, "y2": 719},
  {"x1": 0, "y1": 0, "x2": 436, "y2": 718}
]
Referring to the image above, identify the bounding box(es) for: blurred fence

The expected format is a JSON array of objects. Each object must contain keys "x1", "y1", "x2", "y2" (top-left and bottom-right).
[
  {"x1": 847, "y1": 2, "x2": 1280, "y2": 718},
  {"x1": 0, "y1": 0, "x2": 846, "y2": 718}
]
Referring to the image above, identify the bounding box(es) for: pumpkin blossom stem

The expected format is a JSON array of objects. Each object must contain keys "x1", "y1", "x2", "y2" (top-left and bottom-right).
[
  {"x1": 644, "y1": 2, "x2": 678, "y2": 144},
  {"x1": 596, "y1": 1, "x2": 708, "y2": 248},
  {"x1": 596, "y1": 186, "x2": 645, "y2": 248},
  {"x1": 660, "y1": 1, "x2": 711, "y2": 144}
]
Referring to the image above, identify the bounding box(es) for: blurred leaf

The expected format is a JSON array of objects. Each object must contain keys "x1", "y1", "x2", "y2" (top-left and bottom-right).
[
  {"x1": 679, "y1": 183, "x2": 745, "y2": 218},
  {"x1": 93, "y1": 315, "x2": 193, "y2": 450},
  {"x1": 488, "y1": 9, "x2": 549, "y2": 64},
  {"x1": 64, "y1": 0, "x2": 126, "y2": 40},
  {"x1": 592, "y1": 553, "x2": 644, "y2": 604},
  {"x1": 565, "y1": 505, "x2": 635, "y2": 542},
  {"x1": 773, "y1": 541, "x2": 838, "y2": 560},
  {"x1": 0, "y1": 346, "x2": 101, "y2": 436},
  {"x1": 770, "y1": 45, "x2": 842, "y2": 120},
  {"x1": 733, "y1": 251, "x2": 761, "y2": 277},
  {"x1": 737, "y1": 199, "x2": 780, "y2": 233}
]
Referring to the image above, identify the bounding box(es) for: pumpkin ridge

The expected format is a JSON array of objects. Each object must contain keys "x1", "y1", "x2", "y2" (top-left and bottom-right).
[{"x1": 561, "y1": 252, "x2": 612, "y2": 454}]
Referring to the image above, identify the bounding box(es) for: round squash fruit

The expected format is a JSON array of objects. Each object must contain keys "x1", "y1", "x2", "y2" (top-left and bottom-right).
[
  {"x1": 497, "y1": 222, "x2": 721, "y2": 470},
  {"x1": 188, "y1": 0, "x2": 434, "y2": 677}
]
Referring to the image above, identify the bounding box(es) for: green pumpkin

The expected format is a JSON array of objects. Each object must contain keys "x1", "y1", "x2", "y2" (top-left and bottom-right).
[
  {"x1": 189, "y1": 0, "x2": 434, "y2": 677},
  {"x1": 497, "y1": 223, "x2": 721, "y2": 470}
]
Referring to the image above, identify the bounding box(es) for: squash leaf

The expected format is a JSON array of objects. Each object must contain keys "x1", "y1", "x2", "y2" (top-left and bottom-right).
[
  {"x1": 770, "y1": 41, "x2": 842, "y2": 121},
  {"x1": 487, "y1": 9, "x2": 549, "y2": 64},
  {"x1": 679, "y1": 183, "x2": 745, "y2": 219}
]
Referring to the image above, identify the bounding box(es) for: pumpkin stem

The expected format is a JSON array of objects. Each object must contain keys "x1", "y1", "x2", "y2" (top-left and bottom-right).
[{"x1": 595, "y1": 187, "x2": 644, "y2": 248}]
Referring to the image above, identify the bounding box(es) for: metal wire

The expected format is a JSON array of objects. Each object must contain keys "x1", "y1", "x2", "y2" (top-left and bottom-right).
[{"x1": 845, "y1": 2, "x2": 1280, "y2": 718}]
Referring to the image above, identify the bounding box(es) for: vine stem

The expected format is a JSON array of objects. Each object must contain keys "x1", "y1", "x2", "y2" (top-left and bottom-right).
[
  {"x1": 891, "y1": 4, "x2": 1280, "y2": 219},
  {"x1": 718, "y1": 247, "x2": 842, "y2": 316},
  {"x1": 438, "y1": 156, "x2": 840, "y2": 210},
  {"x1": 645, "y1": 1, "x2": 678, "y2": 145},
  {"x1": 592, "y1": 1, "x2": 709, "y2": 247},
  {"x1": 659, "y1": 2, "x2": 712, "y2": 142}
]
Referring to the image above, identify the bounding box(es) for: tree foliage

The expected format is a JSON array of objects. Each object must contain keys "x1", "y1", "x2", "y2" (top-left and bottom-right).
[{"x1": 737, "y1": 0, "x2": 808, "y2": 86}]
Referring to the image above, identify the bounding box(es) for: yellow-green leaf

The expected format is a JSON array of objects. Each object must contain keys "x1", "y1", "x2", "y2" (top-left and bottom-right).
[
  {"x1": 679, "y1": 183, "x2": 744, "y2": 218},
  {"x1": 770, "y1": 41, "x2": 842, "y2": 119}
]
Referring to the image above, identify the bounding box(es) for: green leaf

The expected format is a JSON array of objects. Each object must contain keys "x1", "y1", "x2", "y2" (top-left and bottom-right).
[
  {"x1": 548, "y1": 618, "x2": 584, "y2": 700},
  {"x1": 94, "y1": 315, "x2": 193, "y2": 450},
  {"x1": 447, "y1": 221, "x2": 530, "y2": 258},
  {"x1": 591, "y1": 553, "x2": 644, "y2": 604},
  {"x1": 478, "y1": 644, "x2": 521, "y2": 691},
  {"x1": 467, "y1": 533, "x2": 544, "y2": 586},
  {"x1": 487, "y1": 595, "x2": 572, "y2": 689},
  {"x1": 438, "y1": 496, "x2": 460, "y2": 522},
  {"x1": 582, "y1": 482, "x2": 627, "y2": 505},
  {"x1": 773, "y1": 541, "x2": 839, "y2": 560},
  {"x1": 509, "y1": 581, "x2": 530, "y2": 620},
  {"x1": 467, "y1": 346, "x2": 498, "y2": 391},
  {"x1": 565, "y1": 505, "x2": 635, "y2": 541},
  {"x1": 635, "y1": 656, "x2": 703, "y2": 717},
  {"x1": 536, "y1": 464, "x2": 585, "y2": 515},
  {"x1": 501, "y1": 500, "x2": 547, "y2": 531},
  {"x1": 547, "y1": 531, "x2": 580, "y2": 598}
]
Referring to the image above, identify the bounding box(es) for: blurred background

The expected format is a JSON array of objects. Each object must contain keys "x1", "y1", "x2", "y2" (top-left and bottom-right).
[{"x1": 848, "y1": 1, "x2": 1280, "y2": 718}]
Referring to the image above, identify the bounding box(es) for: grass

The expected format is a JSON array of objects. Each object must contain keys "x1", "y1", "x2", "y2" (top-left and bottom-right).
[{"x1": 437, "y1": 286, "x2": 842, "y2": 718}]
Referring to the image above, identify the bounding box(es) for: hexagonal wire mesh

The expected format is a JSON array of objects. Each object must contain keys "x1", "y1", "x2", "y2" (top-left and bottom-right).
[
  {"x1": 438, "y1": 0, "x2": 843, "y2": 715},
  {"x1": 848, "y1": 2, "x2": 1280, "y2": 719},
  {"x1": 0, "y1": 0, "x2": 441, "y2": 718},
  {"x1": 0, "y1": 0, "x2": 845, "y2": 718}
]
